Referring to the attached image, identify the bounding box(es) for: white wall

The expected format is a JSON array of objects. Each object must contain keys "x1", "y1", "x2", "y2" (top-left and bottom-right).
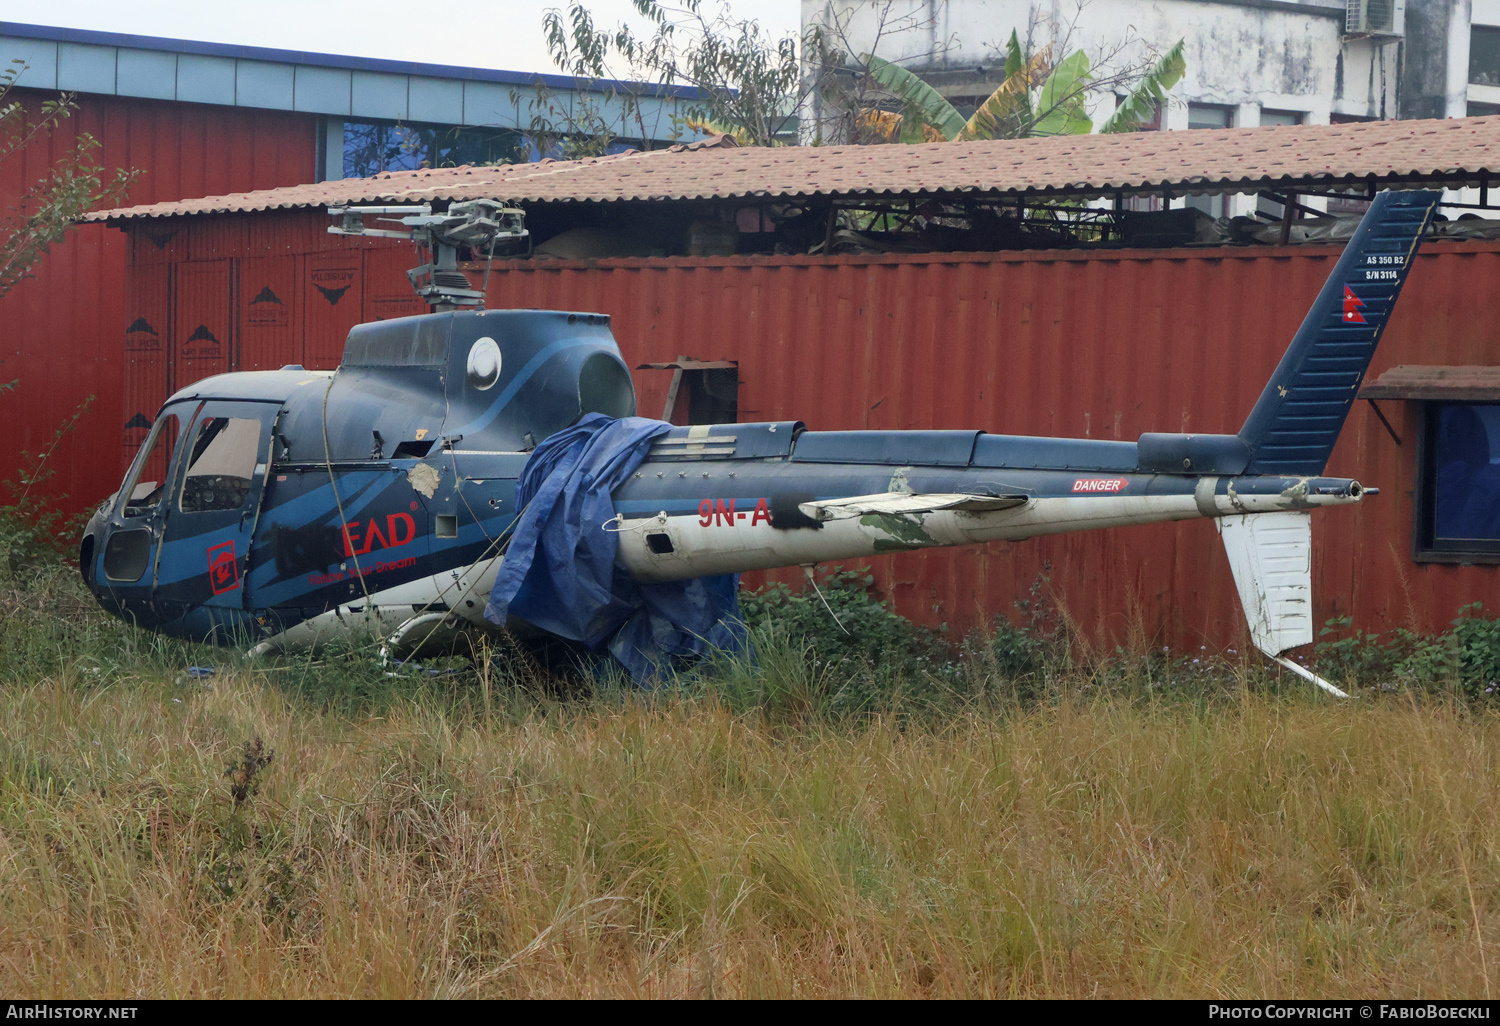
[{"x1": 806, "y1": 0, "x2": 1399, "y2": 124}]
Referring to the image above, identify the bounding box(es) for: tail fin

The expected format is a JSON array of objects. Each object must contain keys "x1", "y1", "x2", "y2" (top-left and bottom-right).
[
  {"x1": 1237, "y1": 190, "x2": 1439, "y2": 476},
  {"x1": 1217, "y1": 511, "x2": 1348, "y2": 697}
]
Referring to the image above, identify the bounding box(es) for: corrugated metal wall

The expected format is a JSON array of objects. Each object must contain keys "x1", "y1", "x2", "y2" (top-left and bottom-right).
[
  {"x1": 120, "y1": 212, "x2": 422, "y2": 442},
  {"x1": 0, "y1": 90, "x2": 318, "y2": 517},
  {"x1": 120, "y1": 208, "x2": 1500, "y2": 646}
]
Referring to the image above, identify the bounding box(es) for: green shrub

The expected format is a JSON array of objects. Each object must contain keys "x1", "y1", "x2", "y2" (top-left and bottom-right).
[
  {"x1": 0, "y1": 395, "x2": 95, "y2": 573},
  {"x1": 1315, "y1": 604, "x2": 1500, "y2": 698},
  {"x1": 738, "y1": 568, "x2": 953, "y2": 681}
]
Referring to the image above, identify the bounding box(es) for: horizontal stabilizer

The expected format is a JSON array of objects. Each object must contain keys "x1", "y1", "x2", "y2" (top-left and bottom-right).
[
  {"x1": 800, "y1": 492, "x2": 1028, "y2": 522},
  {"x1": 1217, "y1": 511, "x2": 1347, "y2": 697}
]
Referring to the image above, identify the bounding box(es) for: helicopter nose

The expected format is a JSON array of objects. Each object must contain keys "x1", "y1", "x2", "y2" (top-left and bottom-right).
[
  {"x1": 78, "y1": 507, "x2": 107, "y2": 590},
  {"x1": 79, "y1": 528, "x2": 97, "y2": 588}
]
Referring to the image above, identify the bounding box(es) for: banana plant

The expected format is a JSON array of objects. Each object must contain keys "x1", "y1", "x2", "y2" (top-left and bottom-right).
[
  {"x1": 1097, "y1": 40, "x2": 1187, "y2": 134},
  {"x1": 862, "y1": 34, "x2": 1186, "y2": 142}
]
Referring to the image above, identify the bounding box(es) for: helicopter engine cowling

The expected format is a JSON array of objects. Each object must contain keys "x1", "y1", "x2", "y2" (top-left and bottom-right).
[{"x1": 273, "y1": 309, "x2": 637, "y2": 461}]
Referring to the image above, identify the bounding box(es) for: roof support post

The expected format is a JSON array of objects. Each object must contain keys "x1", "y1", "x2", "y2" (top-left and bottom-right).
[
  {"x1": 1279, "y1": 191, "x2": 1298, "y2": 246},
  {"x1": 661, "y1": 354, "x2": 688, "y2": 422},
  {"x1": 1364, "y1": 398, "x2": 1403, "y2": 446}
]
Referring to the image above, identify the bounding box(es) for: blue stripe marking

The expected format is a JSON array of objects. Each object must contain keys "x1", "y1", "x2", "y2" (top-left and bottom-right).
[{"x1": 448, "y1": 338, "x2": 595, "y2": 440}]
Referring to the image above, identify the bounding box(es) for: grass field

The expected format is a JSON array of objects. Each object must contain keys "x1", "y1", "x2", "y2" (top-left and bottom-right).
[{"x1": 2, "y1": 563, "x2": 1498, "y2": 998}]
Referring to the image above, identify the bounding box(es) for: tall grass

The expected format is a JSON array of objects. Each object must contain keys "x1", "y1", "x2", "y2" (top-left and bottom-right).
[{"x1": 2, "y1": 564, "x2": 1498, "y2": 996}]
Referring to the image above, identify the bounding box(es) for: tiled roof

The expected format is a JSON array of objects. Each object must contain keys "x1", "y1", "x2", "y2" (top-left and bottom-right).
[
  {"x1": 1361, "y1": 365, "x2": 1500, "y2": 400},
  {"x1": 95, "y1": 115, "x2": 1500, "y2": 221}
]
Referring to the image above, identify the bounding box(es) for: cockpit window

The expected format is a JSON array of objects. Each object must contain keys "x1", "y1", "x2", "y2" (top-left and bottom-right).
[
  {"x1": 119, "y1": 411, "x2": 182, "y2": 517},
  {"x1": 178, "y1": 417, "x2": 263, "y2": 513}
]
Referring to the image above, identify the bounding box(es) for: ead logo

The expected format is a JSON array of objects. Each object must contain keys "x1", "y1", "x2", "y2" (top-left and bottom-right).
[
  {"x1": 341, "y1": 513, "x2": 417, "y2": 558},
  {"x1": 207, "y1": 541, "x2": 240, "y2": 595}
]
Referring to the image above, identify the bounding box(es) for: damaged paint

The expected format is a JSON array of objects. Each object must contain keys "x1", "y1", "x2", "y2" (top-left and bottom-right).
[
  {"x1": 1279, "y1": 477, "x2": 1314, "y2": 509},
  {"x1": 860, "y1": 511, "x2": 934, "y2": 552},
  {"x1": 1225, "y1": 478, "x2": 1250, "y2": 514},
  {"x1": 407, "y1": 462, "x2": 441, "y2": 499}
]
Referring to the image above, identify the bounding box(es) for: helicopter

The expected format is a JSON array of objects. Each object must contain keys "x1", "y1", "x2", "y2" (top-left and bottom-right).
[{"x1": 79, "y1": 190, "x2": 1440, "y2": 696}]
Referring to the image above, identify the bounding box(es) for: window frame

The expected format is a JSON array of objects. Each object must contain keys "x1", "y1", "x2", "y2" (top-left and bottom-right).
[
  {"x1": 1470, "y1": 25, "x2": 1500, "y2": 86},
  {"x1": 115, "y1": 403, "x2": 196, "y2": 518},
  {"x1": 1412, "y1": 400, "x2": 1500, "y2": 564},
  {"x1": 1260, "y1": 109, "x2": 1304, "y2": 127},
  {"x1": 175, "y1": 414, "x2": 266, "y2": 515}
]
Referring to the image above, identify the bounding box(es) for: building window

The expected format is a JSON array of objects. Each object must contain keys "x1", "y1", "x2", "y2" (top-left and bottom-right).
[
  {"x1": 685, "y1": 368, "x2": 739, "y2": 424},
  {"x1": 1187, "y1": 104, "x2": 1233, "y2": 130},
  {"x1": 1260, "y1": 109, "x2": 1303, "y2": 127},
  {"x1": 1112, "y1": 96, "x2": 1162, "y2": 132},
  {"x1": 1416, "y1": 403, "x2": 1500, "y2": 560},
  {"x1": 1471, "y1": 101, "x2": 1500, "y2": 117},
  {"x1": 1185, "y1": 105, "x2": 1233, "y2": 219},
  {"x1": 340, "y1": 120, "x2": 525, "y2": 178},
  {"x1": 1470, "y1": 26, "x2": 1500, "y2": 85}
]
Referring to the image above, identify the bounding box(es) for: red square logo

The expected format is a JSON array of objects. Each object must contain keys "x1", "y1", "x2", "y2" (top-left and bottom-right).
[{"x1": 207, "y1": 541, "x2": 240, "y2": 595}]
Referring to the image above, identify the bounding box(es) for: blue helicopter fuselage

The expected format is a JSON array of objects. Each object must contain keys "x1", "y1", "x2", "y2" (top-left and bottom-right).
[{"x1": 77, "y1": 190, "x2": 1438, "y2": 685}]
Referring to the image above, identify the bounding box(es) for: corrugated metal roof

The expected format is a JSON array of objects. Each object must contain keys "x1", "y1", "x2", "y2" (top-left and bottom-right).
[
  {"x1": 96, "y1": 115, "x2": 1500, "y2": 221},
  {"x1": 1361, "y1": 364, "x2": 1500, "y2": 400}
]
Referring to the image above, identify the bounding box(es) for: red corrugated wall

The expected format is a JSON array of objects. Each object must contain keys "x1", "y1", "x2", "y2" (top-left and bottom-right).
[
  {"x1": 0, "y1": 90, "x2": 318, "y2": 518},
  {"x1": 119, "y1": 212, "x2": 421, "y2": 468},
  {"x1": 477, "y1": 243, "x2": 1500, "y2": 646},
  {"x1": 119, "y1": 209, "x2": 1500, "y2": 646}
]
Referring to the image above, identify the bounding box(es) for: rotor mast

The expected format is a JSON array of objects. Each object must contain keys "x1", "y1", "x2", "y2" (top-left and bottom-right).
[{"x1": 326, "y1": 200, "x2": 528, "y2": 312}]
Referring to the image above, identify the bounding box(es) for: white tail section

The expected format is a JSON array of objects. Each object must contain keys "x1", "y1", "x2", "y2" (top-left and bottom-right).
[
  {"x1": 1216, "y1": 511, "x2": 1348, "y2": 698},
  {"x1": 800, "y1": 492, "x2": 1027, "y2": 521}
]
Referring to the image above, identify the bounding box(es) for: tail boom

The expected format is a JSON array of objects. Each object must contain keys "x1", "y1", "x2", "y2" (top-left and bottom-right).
[{"x1": 614, "y1": 466, "x2": 1366, "y2": 583}]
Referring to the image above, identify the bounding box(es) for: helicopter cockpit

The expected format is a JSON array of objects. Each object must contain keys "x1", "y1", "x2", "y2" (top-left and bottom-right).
[{"x1": 81, "y1": 199, "x2": 639, "y2": 644}]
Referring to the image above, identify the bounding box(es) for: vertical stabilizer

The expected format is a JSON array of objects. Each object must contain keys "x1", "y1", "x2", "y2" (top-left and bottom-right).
[
  {"x1": 1217, "y1": 511, "x2": 1347, "y2": 697},
  {"x1": 1238, "y1": 190, "x2": 1439, "y2": 476}
]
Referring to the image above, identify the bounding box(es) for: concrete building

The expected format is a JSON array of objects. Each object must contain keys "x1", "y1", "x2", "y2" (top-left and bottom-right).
[{"x1": 805, "y1": 0, "x2": 1499, "y2": 212}]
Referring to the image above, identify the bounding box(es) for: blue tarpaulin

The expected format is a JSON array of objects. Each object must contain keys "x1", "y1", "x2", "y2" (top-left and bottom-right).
[{"x1": 484, "y1": 413, "x2": 750, "y2": 683}]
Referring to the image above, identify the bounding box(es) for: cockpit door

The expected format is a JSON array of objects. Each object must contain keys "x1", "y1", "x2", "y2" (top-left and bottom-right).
[
  {"x1": 97, "y1": 401, "x2": 194, "y2": 621},
  {"x1": 152, "y1": 399, "x2": 277, "y2": 629}
]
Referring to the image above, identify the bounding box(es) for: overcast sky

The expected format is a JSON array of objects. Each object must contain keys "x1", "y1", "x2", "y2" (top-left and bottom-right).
[{"x1": 5, "y1": 1, "x2": 802, "y2": 76}]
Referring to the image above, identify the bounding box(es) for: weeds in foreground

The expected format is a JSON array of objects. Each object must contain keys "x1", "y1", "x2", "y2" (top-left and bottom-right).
[
  {"x1": 4, "y1": 534, "x2": 1500, "y2": 995},
  {"x1": 0, "y1": 657, "x2": 1497, "y2": 997}
]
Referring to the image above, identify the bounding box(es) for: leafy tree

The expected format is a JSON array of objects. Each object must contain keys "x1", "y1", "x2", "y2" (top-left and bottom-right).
[
  {"x1": 542, "y1": 0, "x2": 807, "y2": 148},
  {"x1": 0, "y1": 60, "x2": 136, "y2": 299},
  {"x1": 862, "y1": 32, "x2": 1186, "y2": 142}
]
